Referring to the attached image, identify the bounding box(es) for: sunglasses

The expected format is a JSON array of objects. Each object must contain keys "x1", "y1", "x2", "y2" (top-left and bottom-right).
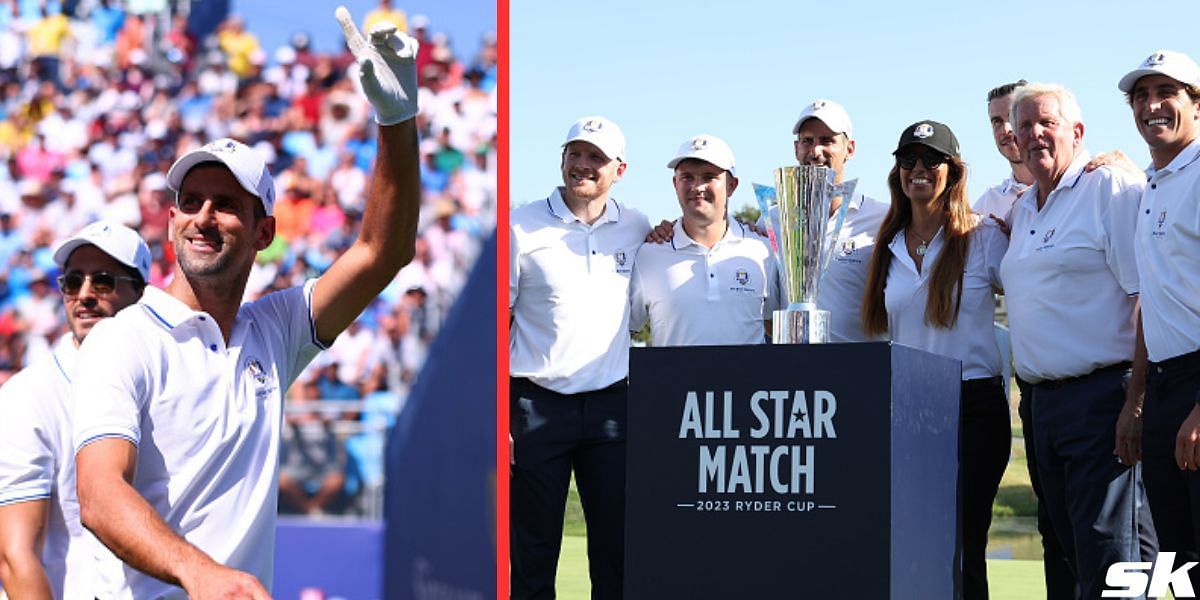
[
  {"x1": 56, "y1": 271, "x2": 141, "y2": 296},
  {"x1": 897, "y1": 152, "x2": 948, "y2": 170}
]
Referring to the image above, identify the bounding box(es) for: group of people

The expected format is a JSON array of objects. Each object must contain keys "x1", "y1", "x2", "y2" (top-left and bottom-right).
[
  {"x1": 510, "y1": 49, "x2": 1200, "y2": 599},
  {"x1": 0, "y1": 4, "x2": 437, "y2": 598}
]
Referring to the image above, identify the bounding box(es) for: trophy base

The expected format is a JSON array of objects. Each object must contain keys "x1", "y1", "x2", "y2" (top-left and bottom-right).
[{"x1": 772, "y1": 307, "x2": 830, "y2": 344}]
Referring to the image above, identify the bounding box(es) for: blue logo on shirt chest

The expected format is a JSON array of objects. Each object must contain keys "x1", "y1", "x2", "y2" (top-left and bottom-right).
[
  {"x1": 244, "y1": 356, "x2": 277, "y2": 401},
  {"x1": 1152, "y1": 210, "x2": 1168, "y2": 239}
]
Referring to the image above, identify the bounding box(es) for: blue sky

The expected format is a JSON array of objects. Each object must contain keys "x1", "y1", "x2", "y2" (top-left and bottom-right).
[
  {"x1": 511, "y1": 1, "x2": 1200, "y2": 223},
  {"x1": 236, "y1": 0, "x2": 495, "y2": 65}
]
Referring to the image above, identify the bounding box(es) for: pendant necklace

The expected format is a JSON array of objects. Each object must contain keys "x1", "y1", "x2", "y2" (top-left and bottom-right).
[{"x1": 909, "y1": 229, "x2": 931, "y2": 256}]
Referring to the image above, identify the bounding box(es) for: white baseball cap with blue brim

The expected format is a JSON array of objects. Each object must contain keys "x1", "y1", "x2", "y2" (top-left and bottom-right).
[{"x1": 166, "y1": 138, "x2": 277, "y2": 216}]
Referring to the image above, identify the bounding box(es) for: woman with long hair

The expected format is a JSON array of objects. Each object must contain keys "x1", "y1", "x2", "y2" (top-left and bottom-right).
[{"x1": 861, "y1": 121, "x2": 1010, "y2": 600}]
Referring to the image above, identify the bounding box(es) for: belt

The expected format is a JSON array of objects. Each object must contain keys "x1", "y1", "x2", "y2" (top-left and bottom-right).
[
  {"x1": 962, "y1": 376, "x2": 1004, "y2": 394},
  {"x1": 1035, "y1": 361, "x2": 1131, "y2": 390},
  {"x1": 1150, "y1": 348, "x2": 1200, "y2": 375}
]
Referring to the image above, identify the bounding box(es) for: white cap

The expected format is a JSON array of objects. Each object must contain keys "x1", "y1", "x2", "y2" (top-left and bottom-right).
[
  {"x1": 411, "y1": 14, "x2": 430, "y2": 29},
  {"x1": 53, "y1": 220, "x2": 152, "y2": 283},
  {"x1": 1119, "y1": 50, "x2": 1200, "y2": 93},
  {"x1": 563, "y1": 116, "x2": 626, "y2": 162},
  {"x1": 792, "y1": 99, "x2": 853, "y2": 138},
  {"x1": 166, "y1": 138, "x2": 277, "y2": 215},
  {"x1": 666, "y1": 134, "x2": 736, "y2": 176}
]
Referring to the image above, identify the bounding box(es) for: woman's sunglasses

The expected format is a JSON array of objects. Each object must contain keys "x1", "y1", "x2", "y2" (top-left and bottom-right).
[{"x1": 897, "y1": 152, "x2": 949, "y2": 170}]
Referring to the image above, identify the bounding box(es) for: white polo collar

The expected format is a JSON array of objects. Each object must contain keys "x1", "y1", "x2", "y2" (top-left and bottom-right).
[
  {"x1": 670, "y1": 216, "x2": 742, "y2": 251},
  {"x1": 1022, "y1": 150, "x2": 1092, "y2": 212},
  {"x1": 1000, "y1": 176, "x2": 1030, "y2": 196},
  {"x1": 546, "y1": 187, "x2": 620, "y2": 226},
  {"x1": 138, "y1": 286, "x2": 212, "y2": 330},
  {"x1": 1146, "y1": 137, "x2": 1200, "y2": 179}
]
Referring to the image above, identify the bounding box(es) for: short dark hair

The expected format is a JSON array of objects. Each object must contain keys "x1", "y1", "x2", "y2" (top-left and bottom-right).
[{"x1": 986, "y1": 80, "x2": 1028, "y2": 102}]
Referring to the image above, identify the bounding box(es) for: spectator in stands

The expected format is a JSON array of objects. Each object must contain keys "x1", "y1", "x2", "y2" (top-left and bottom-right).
[
  {"x1": 364, "y1": 0, "x2": 408, "y2": 34},
  {"x1": 279, "y1": 403, "x2": 350, "y2": 516},
  {"x1": 216, "y1": 14, "x2": 262, "y2": 80}
]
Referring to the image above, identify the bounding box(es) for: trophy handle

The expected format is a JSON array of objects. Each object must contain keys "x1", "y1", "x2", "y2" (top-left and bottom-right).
[{"x1": 817, "y1": 178, "x2": 856, "y2": 283}]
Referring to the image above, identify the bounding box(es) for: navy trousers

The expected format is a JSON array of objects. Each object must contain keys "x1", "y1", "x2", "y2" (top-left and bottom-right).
[
  {"x1": 1142, "y1": 349, "x2": 1200, "y2": 595},
  {"x1": 1032, "y1": 365, "x2": 1156, "y2": 600},
  {"x1": 1016, "y1": 376, "x2": 1079, "y2": 599},
  {"x1": 510, "y1": 377, "x2": 627, "y2": 600}
]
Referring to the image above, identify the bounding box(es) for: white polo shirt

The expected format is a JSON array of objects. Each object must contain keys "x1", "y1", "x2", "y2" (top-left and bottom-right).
[
  {"x1": 509, "y1": 188, "x2": 650, "y2": 394},
  {"x1": 1000, "y1": 151, "x2": 1143, "y2": 383},
  {"x1": 760, "y1": 193, "x2": 889, "y2": 342},
  {"x1": 1135, "y1": 139, "x2": 1200, "y2": 363},
  {"x1": 884, "y1": 218, "x2": 1007, "y2": 380},
  {"x1": 972, "y1": 176, "x2": 1029, "y2": 222},
  {"x1": 630, "y1": 218, "x2": 781, "y2": 346},
  {"x1": 72, "y1": 282, "x2": 324, "y2": 599},
  {"x1": 0, "y1": 335, "x2": 98, "y2": 600}
]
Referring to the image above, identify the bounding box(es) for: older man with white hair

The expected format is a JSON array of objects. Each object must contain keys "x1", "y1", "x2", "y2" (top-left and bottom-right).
[{"x1": 1000, "y1": 82, "x2": 1155, "y2": 599}]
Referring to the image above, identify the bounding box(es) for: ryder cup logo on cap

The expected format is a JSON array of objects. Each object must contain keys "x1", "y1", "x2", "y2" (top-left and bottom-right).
[
  {"x1": 563, "y1": 116, "x2": 626, "y2": 162},
  {"x1": 667, "y1": 134, "x2": 737, "y2": 176},
  {"x1": 792, "y1": 98, "x2": 853, "y2": 137},
  {"x1": 166, "y1": 138, "x2": 277, "y2": 215},
  {"x1": 1119, "y1": 49, "x2": 1200, "y2": 92},
  {"x1": 894, "y1": 119, "x2": 961, "y2": 158},
  {"x1": 53, "y1": 220, "x2": 153, "y2": 282}
]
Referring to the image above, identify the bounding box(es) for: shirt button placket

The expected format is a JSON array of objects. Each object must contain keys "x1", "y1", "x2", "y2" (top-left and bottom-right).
[
  {"x1": 586, "y1": 231, "x2": 595, "y2": 273},
  {"x1": 707, "y1": 254, "x2": 719, "y2": 301}
]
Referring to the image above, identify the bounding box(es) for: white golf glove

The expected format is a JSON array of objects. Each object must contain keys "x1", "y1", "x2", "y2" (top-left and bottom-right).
[{"x1": 335, "y1": 6, "x2": 419, "y2": 125}]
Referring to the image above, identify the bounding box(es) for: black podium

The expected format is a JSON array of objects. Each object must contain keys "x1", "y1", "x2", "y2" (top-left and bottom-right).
[{"x1": 625, "y1": 342, "x2": 961, "y2": 599}]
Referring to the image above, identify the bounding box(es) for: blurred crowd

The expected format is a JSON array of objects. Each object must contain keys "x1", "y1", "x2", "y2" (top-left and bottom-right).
[{"x1": 0, "y1": 0, "x2": 497, "y2": 515}]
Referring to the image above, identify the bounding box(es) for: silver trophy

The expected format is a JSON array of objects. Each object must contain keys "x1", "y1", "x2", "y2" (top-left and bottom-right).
[{"x1": 770, "y1": 165, "x2": 854, "y2": 344}]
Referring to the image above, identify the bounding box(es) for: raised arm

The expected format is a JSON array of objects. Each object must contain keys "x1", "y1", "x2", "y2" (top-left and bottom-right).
[
  {"x1": 0, "y1": 500, "x2": 53, "y2": 599},
  {"x1": 76, "y1": 439, "x2": 269, "y2": 600},
  {"x1": 311, "y1": 7, "x2": 421, "y2": 344}
]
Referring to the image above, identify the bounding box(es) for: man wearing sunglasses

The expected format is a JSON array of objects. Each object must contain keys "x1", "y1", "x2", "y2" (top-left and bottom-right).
[
  {"x1": 0, "y1": 220, "x2": 150, "y2": 599},
  {"x1": 69, "y1": 8, "x2": 421, "y2": 599},
  {"x1": 999, "y1": 82, "x2": 1153, "y2": 599}
]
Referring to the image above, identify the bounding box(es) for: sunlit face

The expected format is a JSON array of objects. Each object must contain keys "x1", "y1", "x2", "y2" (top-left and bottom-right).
[
  {"x1": 1014, "y1": 94, "x2": 1083, "y2": 184},
  {"x1": 61, "y1": 245, "x2": 141, "y2": 344},
  {"x1": 560, "y1": 141, "x2": 625, "y2": 202},
  {"x1": 794, "y1": 118, "x2": 854, "y2": 181},
  {"x1": 988, "y1": 93, "x2": 1021, "y2": 164},
  {"x1": 673, "y1": 159, "x2": 737, "y2": 228},
  {"x1": 169, "y1": 164, "x2": 274, "y2": 280},
  {"x1": 1130, "y1": 74, "x2": 1200, "y2": 156},
  {"x1": 897, "y1": 148, "x2": 950, "y2": 205}
]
